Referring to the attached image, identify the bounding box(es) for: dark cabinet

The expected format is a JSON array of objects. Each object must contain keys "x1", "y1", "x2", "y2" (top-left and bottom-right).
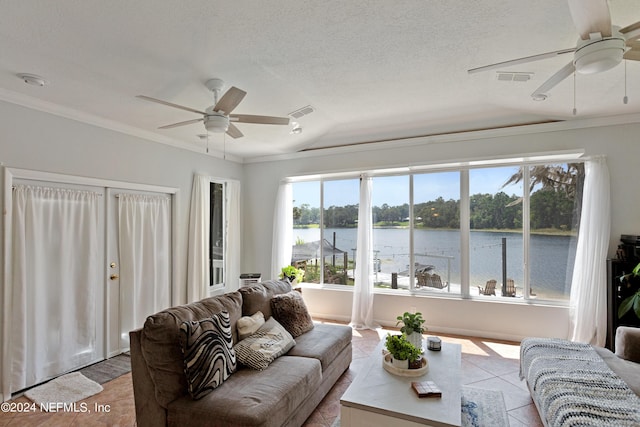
[{"x1": 606, "y1": 259, "x2": 640, "y2": 351}]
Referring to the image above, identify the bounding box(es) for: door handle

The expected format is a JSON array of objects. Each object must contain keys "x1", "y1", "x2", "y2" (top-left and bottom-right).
[{"x1": 110, "y1": 274, "x2": 119, "y2": 280}]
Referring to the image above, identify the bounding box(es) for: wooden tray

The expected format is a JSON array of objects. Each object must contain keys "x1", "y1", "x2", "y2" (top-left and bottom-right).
[{"x1": 382, "y1": 353, "x2": 429, "y2": 377}]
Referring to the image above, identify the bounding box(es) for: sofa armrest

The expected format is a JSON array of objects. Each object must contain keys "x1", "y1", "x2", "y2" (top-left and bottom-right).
[
  {"x1": 130, "y1": 329, "x2": 167, "y2": 427},
  {"x1": 615, "y1": 326, "x2": 640, "y2": 363}
]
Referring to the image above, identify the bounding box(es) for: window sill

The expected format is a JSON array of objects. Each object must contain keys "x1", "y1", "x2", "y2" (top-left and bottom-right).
[{"x1": 300, "y1": 283, "x2": 569, "y2": 307}]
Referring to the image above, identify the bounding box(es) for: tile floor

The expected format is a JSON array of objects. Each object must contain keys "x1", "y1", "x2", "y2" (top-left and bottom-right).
[{"x1": 0, "y1": 321, "x2": 542, "y2": 427}]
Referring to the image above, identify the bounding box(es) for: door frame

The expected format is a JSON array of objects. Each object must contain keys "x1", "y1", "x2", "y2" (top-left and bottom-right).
[{"x1": 1, "y1": 167, "x2": 178, "y2": 399}]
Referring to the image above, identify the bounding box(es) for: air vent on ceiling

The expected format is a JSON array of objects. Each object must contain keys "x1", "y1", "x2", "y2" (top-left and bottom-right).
[
  {"x1": 496, "y1": 72, "x2": 533, "y2": 82},
  {"x1": 288, "y1": 105, "x2": 315, "y2": 119}
]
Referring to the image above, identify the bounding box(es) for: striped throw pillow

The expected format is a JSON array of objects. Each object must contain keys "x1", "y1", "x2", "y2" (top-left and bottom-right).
[
  {"x1": 234, "y1": 317, "x2": 295, "y2": 370},
  {"x1": 180, "y1": 310, "x2": 237, "y2": 399}
]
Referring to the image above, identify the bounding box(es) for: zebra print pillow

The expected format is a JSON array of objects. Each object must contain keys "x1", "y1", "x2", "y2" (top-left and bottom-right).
[{"x1": 180, "y1": 310, "x2": 237, "y2": 399}]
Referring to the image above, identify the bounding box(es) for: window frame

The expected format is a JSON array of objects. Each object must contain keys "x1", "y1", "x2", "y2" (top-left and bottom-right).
[{"x1": 209, "y1": 180, "x2": 226, "y2": 291}]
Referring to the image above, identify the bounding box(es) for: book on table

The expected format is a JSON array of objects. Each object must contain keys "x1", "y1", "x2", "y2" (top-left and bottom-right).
[{"x1": 411, "y1": 381, "x2": 442, "y2": 398}]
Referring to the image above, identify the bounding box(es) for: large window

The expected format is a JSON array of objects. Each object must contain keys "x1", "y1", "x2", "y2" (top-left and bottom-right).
[
  {"x1": 289, "y1": 160, "x2": 583, "y2": 303},
  {"x1": 372, "y1": 176, "x2": 409, "y2": 289},
  {"x1": 292, "y1": 181, "x2": 321, "y2": 283},
  {"x1": 469, "y1": 167, "x2": 523, "y2": 297},
  {"x1": 413, "y1": 172, "x2": 461, "y2": 294},
  {"x1": 527, "y1": 164, "x2": 583, "y2": 300}
]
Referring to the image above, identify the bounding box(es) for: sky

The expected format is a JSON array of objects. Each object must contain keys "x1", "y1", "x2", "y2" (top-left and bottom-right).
[{"x1": 292, "y1": 166, "x2": 523, "y2": 208}]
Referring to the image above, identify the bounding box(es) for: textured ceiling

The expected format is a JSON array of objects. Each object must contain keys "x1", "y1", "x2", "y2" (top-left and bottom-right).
[{"x1": 0, "y1": 0, "x2": 639, "y2": 160}]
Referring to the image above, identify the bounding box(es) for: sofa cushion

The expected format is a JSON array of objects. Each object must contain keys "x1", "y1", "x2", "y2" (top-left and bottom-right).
[
  {"x1": 180, "y1": 311, "x2": 237, "y2": 399},
  {"x1": 271, "y1": 290, "x2": 314, "y2": 337},
  {"x1": 141, "y1": 292, "x2": 243, "y2": 408},
  {"x1": 234, "y1": 317, "x2": 295, "y2": 370},
  {"x1": 595, "y1": 346, "x2": 640, "y2": 396},
  {"x1": 237, "y1": 310, "x2": 265, "y2": 340},
  {"x1": 239, "y1": 280, "x2": 292, "y2": 319},
  {"x1": 287, "y1": 323, "x2": 352, "y2": 371},
  {"x1": 167, "y1": 355, "x2": 322, "y2": 427}
]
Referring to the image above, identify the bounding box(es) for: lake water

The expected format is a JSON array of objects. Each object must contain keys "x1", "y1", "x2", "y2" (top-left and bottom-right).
[{"x1": 293, "y1": 228, "x2": 577, "y2": 300}]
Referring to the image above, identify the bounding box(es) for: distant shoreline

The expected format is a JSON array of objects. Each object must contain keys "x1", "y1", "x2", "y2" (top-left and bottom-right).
[{"x1": 293, "y1": 224, "x2": 576, "y2": 236}]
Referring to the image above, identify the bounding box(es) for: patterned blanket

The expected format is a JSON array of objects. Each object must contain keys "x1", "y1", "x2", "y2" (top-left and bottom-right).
[{"x1": 520, "y1": 338, "x2": 640, "y2": 427}]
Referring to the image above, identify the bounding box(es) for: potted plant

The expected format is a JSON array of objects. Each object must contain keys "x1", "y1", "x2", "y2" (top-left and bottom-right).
[
  {"x1": 385, "y1": 334, "x2": 422, "y2": 369},
  {"x1": 279, "y1": 265, "x2": 305, "y2": 285},
  {"x1": 396, "y1": 311, "x2": 426, "y2": 350},
  {"x1": 618, "y1": 262, "x2": 640, "y2": 320}
]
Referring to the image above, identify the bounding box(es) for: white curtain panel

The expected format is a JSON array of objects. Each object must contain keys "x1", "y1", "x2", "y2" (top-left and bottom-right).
[
  {"x1": 569, "y1": 157, "x2": 611, "y2": 345},
  {"x1": 186, "y1": 174, "x2": 210, "y2": 302},
  {"x1": 226, "y1": 180, "x2": 241, "y2": 289},
  {"x1": 118, "y1": 194, "x2": 171, "y2": 346},
  {"x1": 271, "y1": 181, "x2": 293, "y2": 280},
  {"x1": 350, "y1": 175, "x2": 378, "y2": 329},
  {"x1": 9, "y1": 186, "x2": 100, "y2": 392}
]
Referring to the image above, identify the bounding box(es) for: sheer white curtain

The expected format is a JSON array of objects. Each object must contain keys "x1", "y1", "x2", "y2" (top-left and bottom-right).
[
  {"x1": 9, "y1": 185, "x2": 100, "y2": 393},
  {"x1": 118, "y1": 194, "x2": 171, "y2": 348},
  {"x1": 271, "y1": 181, "x2": 292, "y2": 280},
  {"x1": 569, "y1": 157, "x2": 611, "y2": 345},
  {"x1": 187, "y1": 174, "x2": 210, "y2": 302},
  {"x1": 350, "y1": 175, "x2": 378, "y2": 329},
  {"x1": 226, "y1": 180, "x2": 241, "y2": 289}
]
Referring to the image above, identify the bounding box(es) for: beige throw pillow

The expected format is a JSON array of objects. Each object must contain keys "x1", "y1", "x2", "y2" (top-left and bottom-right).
[
  {"x1": 237, "y1": 311, "x2": 265, "y2": 340},
  {"x1": 234, "y1": 317, "x2": 295, "y2": 370}
]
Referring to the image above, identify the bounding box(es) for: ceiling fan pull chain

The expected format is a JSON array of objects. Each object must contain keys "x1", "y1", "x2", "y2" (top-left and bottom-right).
[
  {"x1": 624, "y1": 60, "x2": 629, "y2": 105},
  {"x1": 572, "y1": 71, "x2": 577, "y2": 116},
  {"x1": 207, "y1": 133, "x2": 210, "y2": 154}
]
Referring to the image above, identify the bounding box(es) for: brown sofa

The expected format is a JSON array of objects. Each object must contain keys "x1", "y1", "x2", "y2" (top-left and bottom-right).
[
  {"x1": 129, "y1": 280, "x2": 352, "y2": 427},
  {"x1": 520, "y1": 326, "x2": 640, "y2": 426}
]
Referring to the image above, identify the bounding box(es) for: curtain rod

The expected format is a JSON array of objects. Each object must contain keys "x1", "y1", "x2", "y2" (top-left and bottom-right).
[{"x1": 11, "y1": 185, "x2": 103, "y2": 196}]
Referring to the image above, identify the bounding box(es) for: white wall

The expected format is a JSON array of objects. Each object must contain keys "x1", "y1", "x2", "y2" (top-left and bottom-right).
[
  {"x1": 242, "y1": 118, "x2": 640, "y2": 341},
  {"x1": 0, "y1": 100, "x2": 243, "y2": 304}
]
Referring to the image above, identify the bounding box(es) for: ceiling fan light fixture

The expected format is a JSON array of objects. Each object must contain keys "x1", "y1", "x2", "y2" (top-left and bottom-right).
[
  {"x1": 290, "y1": 121, "x2": 302, "y2": 134},
  {"x1": 204, "y1": 114, "x2": 229, "y2": 133},
  {"x1": 573, "y1": 37, "x2": 625, "y2": 74},
  {"x1": 532, "y1": 94, "x2": 548, "y2": 101}
]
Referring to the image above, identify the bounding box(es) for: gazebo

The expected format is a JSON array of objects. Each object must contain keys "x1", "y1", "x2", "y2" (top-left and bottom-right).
[
  {"x1": 291, "y1": 238, "x2": 348, "y2": 284},
  {"x1": 292, "y1": 238, "x2": 347, "y2": 263}
]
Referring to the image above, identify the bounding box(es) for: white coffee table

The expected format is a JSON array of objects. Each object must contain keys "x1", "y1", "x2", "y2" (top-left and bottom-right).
[{"x1": 340, "y1": 339, "x2": 462, "y2": 427}]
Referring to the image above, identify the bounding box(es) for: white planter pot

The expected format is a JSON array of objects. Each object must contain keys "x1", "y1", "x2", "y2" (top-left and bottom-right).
[
  {"x1": 391, "y1": 357, "x2": 409, "y2": 369},
  {"x1": 406, "y1": 332, "x2": 423, "y2": 351}
]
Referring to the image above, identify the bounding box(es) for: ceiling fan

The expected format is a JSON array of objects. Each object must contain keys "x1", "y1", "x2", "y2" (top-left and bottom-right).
[
  {"x1": 468, "y1": 0, "x2": 640, "y2": 100},
  {"x1": 137, "y1": 78, "x2": 289, "y2": 138}
]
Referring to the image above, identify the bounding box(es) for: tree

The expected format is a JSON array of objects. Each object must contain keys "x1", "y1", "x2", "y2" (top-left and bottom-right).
[{"x1": 503, "y1": 163, "x2": 584, "y2": 231}]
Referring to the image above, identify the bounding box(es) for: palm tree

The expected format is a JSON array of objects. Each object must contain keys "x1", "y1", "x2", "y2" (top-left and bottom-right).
[{"x1": 502, "y1": 163, "x2": 584, "y2": 230}]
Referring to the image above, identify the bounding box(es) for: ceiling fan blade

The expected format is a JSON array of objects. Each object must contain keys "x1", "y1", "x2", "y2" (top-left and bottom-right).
[
  {"x1": 158, "y1": 118, "x2": 204, "y2": 129},
  {"x1": 624, "y1": 43, "x2": 640, "y2": 61},
  {"x1": 136, "y1": 95, "x2": 206, "y2": 115},
  {"x1": 230, "y1": 114, "x2": 290, "y2": 125},
  {"x1": 531, "y1": 61, "x2": 576, "y2": 98},
  {"x1": 214, "y1": 87, "x2": 247, "y2": 114},
  {"x1": 467, "y1": 48, "x2": 574, "y2": 74},
  {"x1": 226, "y1": 123, "x2": 244, "y2": 139},
  {"x1": 620, "y1": 21, "x2": 640, "y2": 41},
  {"x1": 567, "y1": 0, "x2": 611, "y2": 40}
]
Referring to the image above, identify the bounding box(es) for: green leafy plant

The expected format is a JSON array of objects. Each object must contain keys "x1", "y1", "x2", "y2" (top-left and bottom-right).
[
  {"x1": 279, "y1": 265, "x2": 305, "y2": 283},
  {"x1": 618, "y1": 262, "x2": 640, "y2": 320},
  {"x1": 385, "y1": 334, "x2": 422, "y2": 362},
  {"x1": 396, "y1": 311, "x2": 426, "y2": 335}
]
